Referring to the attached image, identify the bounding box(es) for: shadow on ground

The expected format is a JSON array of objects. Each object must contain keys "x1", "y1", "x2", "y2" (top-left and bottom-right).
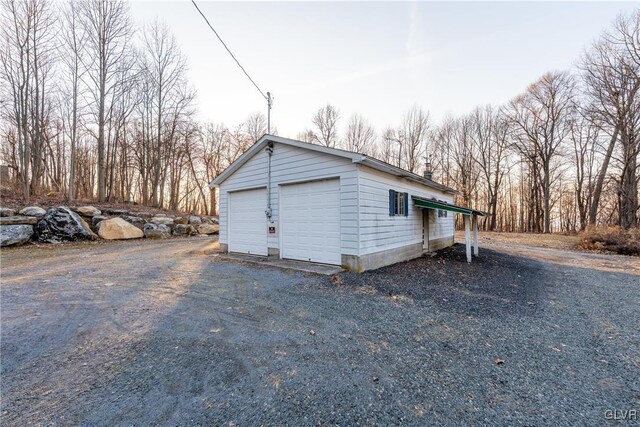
[
  {"x1": 338, "y1": 244, "x2": 548, "y2": 318},
  {"x1": 2, "y1": 238, "x2": 638, "y2": 426}
]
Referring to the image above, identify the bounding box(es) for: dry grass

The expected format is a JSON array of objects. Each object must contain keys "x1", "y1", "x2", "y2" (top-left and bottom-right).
[{"x1": 579, "y1": 226, "x2": 640, "y2": 256}]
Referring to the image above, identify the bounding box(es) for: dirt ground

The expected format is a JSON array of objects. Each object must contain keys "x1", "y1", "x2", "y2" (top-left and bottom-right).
[
  {"x1": 456, "y1": 230, "x2": 580, "y2": 251},
  {"x1": 456, "y1": 231, "x2": 640, "y2": 275},
  {"x1": 1, "y1": 236, "x2": 639, "y2": 426}
]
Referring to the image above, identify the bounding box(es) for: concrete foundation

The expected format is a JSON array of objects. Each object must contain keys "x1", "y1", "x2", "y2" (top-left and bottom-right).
[
  {"x1": 222, "y1": 237, "x2": 454, "y2": 273},
  {"x1": 427, "y1": 236, "x2": 454, "y2": 252},
  {"x1": 268, "y1": 247, "x2": 280, "y2": 257},
  {"x1": 342, "y1": 242, "x2": 425, "y2": 272}
]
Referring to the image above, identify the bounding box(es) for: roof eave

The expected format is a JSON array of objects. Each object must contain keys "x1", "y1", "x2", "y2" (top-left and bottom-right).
[
  {"x1": 358, "y1": 157, "x2": 459, "y2": 195},
  {"x1": 209, "y1": 136, "x2": 270, "y2": 188}
]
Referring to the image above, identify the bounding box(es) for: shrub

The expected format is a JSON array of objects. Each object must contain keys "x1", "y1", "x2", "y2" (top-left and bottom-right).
[{"x1": 580, "y1": 226, "x2": 640, "y2": 256}]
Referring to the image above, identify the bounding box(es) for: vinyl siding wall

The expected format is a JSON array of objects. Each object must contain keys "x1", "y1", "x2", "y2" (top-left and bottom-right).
[
  {"x1": 219, "y1": 142, "x2": 359, "y2": 255},
  {"x1": 357, "y1": 165, "x2": 455, "y2": 255}
]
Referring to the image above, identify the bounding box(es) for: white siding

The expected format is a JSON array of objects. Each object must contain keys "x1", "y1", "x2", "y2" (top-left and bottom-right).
[
  {"x1": 427, "y1": 209, "x2": 452, "y2": 243},
  {"x1": 357, "y1": 165, "x2": 454, "y2": 255},
  {"x1": 219, "y1": 142, "x2": 359, "y2": 255}
]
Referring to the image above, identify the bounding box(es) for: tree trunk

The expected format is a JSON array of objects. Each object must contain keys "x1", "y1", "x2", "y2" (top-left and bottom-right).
[
  {"x1": 209, "y1": 187, "x2": 217, "y2": 216},
  {"x1": 588, "y1": 127, "x2": 618, "y2": 225},
  {"x1": 543, "y1": 162, "x2": 551, "y2": 234},
  {"x1": 619, "y1": 133, "x2": 638, "y2": 229}
]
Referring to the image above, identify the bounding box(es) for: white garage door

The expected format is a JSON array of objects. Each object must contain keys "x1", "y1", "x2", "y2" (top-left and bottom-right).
[
  {"x1": 228, "y1": 188, "x2": 267, "y2": 256},
  {"x1": 281, "y1": 179, "x2": 341, "y2": 265}
]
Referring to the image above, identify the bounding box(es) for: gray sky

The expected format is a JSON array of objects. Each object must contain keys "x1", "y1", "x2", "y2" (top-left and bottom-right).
[{"x1": 130, "y1": 1, "x2": 639, "y2": 137}]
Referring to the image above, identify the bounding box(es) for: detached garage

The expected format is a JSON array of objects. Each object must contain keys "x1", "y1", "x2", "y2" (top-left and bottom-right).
[{"x1": 211, "y1": 135, "x2": 482, "y2": 272}]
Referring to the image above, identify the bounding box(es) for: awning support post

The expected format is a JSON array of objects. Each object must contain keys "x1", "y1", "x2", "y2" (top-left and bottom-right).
[
  {"x1": 464, "y1": 214, "x2": 471, "y2": 263},
  {"x1": 472, "y1": 213, "x2": 478, "y2": 257}
]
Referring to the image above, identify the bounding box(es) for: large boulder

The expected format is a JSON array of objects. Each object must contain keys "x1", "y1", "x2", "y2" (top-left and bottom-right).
[
  {"x1": 120, "y1": 215, "x2": 145, "y2": 229},
  {"x1": 143, "y1": 223, "x2": 171, "y2": 239},
  {"x1": 0, "y1": 224, "x2": 33, "y2": 247},
  {"x1": 173, "y1": 224, "x2": 198, "y2": 236},
  {"x1": 35, "y1": 207, "x2": 97, "y2": 243},
  {"x1": 197, "y1": 224, "x2": 219, "y2": 235},
  {"x1": 97, "y1": 218, "x2": 143, "y2": 240},
  {"x1": 0, "y1": 216, "x2": 37, "y2": 225},
  {"x1": 19, "y1": 206, "x2": 46, "y2": 217},
  {"x1": 189, "y1": 215, "x2": 202, "y2": 225},
  {"x1": 0, "y1": 207, "x2": 16, "y2": 217},
  {"x1": 75, "y1": 206, "x2": 101, "y2": 217},
  {"x1": 151, "y1": 216, "x2": 174, "y2": 226}
]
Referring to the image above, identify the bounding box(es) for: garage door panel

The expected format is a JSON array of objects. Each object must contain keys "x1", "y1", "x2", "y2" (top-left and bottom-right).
[
  {"x1": 229, "y1": 188, "x2": 267, "y2": 256},
  {"x1": 281, "y1": 179, "x2": 341, "y2": 265}
]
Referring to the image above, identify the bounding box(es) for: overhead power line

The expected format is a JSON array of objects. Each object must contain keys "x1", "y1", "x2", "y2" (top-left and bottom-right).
[{"x1": 190, "y1": 0, "x2": 268, "y2": 101}]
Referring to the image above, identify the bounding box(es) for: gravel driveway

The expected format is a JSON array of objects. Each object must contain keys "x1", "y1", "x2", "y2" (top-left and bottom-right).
[{"x1": 1, "y1": 237, "x2": 638, "y2": 426}]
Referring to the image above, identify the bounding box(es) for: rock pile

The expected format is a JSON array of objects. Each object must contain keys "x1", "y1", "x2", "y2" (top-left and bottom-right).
[{"x1": 0, "y1": 204, "x2": 218, "y2": 247}]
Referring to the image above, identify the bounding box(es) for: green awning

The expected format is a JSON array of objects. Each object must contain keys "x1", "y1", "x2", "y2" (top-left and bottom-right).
[{"x1": 412, "y1": 196, "x2": 487, "y2": 216}]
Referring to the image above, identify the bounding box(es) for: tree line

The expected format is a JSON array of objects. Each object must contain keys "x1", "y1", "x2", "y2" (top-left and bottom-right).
[
  {"x1": 298, "y1": 12, "x2": 640, "y2": 232},
  {"x1": 1, "y1": 0, "x2": 638, "y2": 232},
  {"x1": 0, "y1": 0, "x2": 265, "y2": 215}
]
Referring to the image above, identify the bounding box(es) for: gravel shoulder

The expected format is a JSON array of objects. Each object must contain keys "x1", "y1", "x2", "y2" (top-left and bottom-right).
[{"x1": 1, "y1": 237, "x2": 639, "y2": 426}]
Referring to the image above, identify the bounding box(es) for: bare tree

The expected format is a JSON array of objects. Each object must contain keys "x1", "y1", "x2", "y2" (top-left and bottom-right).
[
  {"x1": 60, "y1": 0, "x2": 86, "y2": 201},
  {"x1": 79, "y1": 0, "x2": 133, "y2": 202},
  {"x1": 244, "y1": 112, "x2": 267, "y2": 143},
  {"x1": 581, "y1": 11, "x2": 640, "y2": 228},
  {"x1": 0, "y1": 0, "x2": 33, "y2": 198},
  {"x1": 0, "y1": 0, "x2": 56, "y2": 198},
  {"x1": 398, "y1": 106, "x2": 430, "y2": 173},
  {"x1": 312, "y1": 104, "x2": 340, "y2": 148},
  {"x1": 296, "y1": 128, "x2": 315, "y2": 144},
  {"x1": 507, "y1": 71, "x2": 576, "y2": 233},
  {"x1": 451, "y1": 116, "x2": 479, "y2": 207},
  {"x1": 570, "y1": 115, "x2": 599, "y2": 230},
  {"x1": 344, "y1": 114, "x2": 376, "y2": 155},
  {"x1": 200, "y1": 123, "x2": 228, "y2": 215},
  {"x1": 138, "y1": 19, "x2": 190, "y2": 207},
  {"x1": 430, "y1": 116, "x2": 456, "y2": 188},
  {"x1": 375, "y1": 128, "x2": 397, "y2": 165},
  {"x1": 469, "y1": 105, "x2": 509, "y2": 229}
]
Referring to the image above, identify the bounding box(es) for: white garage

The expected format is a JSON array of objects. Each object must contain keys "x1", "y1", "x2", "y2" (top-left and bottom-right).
[
  {"x1": 228, "y1": 188, "x2": 267, "y2": 256},
  {"x1": 280, "y1": 179, "x2": 341, "y2": 265},
  {"x1": 212, "y1": 135, "x2": 468, "y2": 272}
]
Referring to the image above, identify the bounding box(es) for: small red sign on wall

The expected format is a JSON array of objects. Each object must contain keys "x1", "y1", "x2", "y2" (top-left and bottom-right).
[{"x1": 268, "y1": 226, "x2": 276, "y2": 235}]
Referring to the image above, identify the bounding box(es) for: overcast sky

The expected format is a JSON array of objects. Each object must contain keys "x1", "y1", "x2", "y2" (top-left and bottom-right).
[{"x1": 130, "y1": 1, "x2": 638, "y2": 138}]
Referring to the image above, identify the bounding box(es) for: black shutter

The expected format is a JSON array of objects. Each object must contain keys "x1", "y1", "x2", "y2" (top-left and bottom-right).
[
  {"x1": 404, "y1": 192, "x2": 409, "y2": 216},
  {"x1": 389, "y1": 189, "x2": 395, "y2": 216}
]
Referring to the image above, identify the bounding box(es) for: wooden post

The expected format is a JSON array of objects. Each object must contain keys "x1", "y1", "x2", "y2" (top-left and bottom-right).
[
  {"x1": 472, "y1": 214, "x2": 479, "y2": 256},
  {"x1": 464, "y1": 214, "x2": 471, "y2": 263}
]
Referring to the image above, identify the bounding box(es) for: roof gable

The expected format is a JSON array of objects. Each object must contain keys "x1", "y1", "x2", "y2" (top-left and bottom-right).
[{"x1": 210, "y1": 134, "x2": 457, "y2": 195}]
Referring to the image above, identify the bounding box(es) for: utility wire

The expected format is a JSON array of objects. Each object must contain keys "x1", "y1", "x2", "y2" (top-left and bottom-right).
[{"x1": 191, "y1": 0, "x2": 268, "y2": 101}]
